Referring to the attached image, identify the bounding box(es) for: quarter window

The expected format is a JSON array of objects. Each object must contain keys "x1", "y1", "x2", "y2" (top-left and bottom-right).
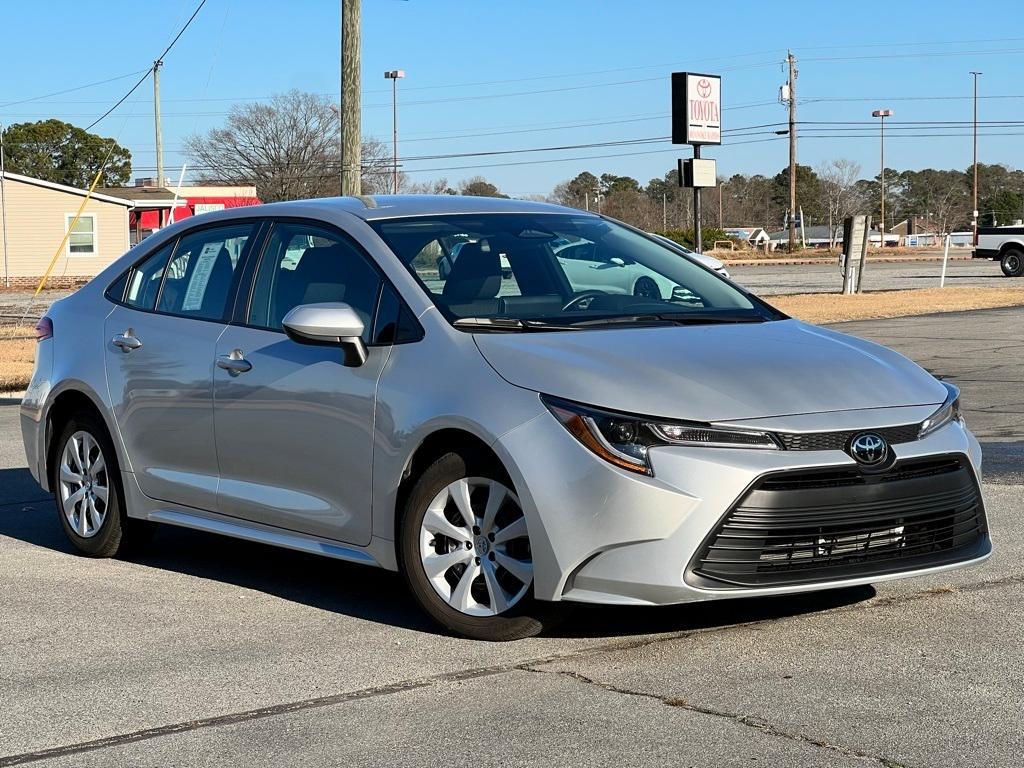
[
  {"x1": 249, "y1": 223, "x2": 382, "y2": 340},
  {"x1": 156, "y1": 224, "x2": 255, "y2": 321},
  {"x1": 124, "y1": 242, "x2": 174, "y2": 310},
  {"x1": 66, "y1": 214, "x2": 96, "y2": 256}
]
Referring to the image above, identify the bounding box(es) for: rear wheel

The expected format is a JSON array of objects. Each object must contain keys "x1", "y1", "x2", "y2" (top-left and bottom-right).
[
  {"x1": 1000, "y1": 249, "x2": 1024, "y2": 277},
  {"x1": 633, "y1": 275, "x2": 662, "y2": 299},
  {"x1": 52, "y1": 412, "x2": 146, "y2": 557},
  {"x1": 399, "y1": 453, "x2": 556, "y2": 640}
]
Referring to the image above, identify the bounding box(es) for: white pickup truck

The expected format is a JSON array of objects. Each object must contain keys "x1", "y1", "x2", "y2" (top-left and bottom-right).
[{"x1": 973, "y1": 225, "x2": 1024, "y2": 276}]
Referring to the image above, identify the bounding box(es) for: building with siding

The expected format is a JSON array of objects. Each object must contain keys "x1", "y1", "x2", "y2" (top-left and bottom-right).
[{"x1": 0, "y1": 171, "x2": 133, "y2": 289}]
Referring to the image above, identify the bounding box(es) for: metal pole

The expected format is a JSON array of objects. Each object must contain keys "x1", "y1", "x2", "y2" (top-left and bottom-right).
[
  {"x1": 693, "y1": 145, "x2": 702, "y2": 252},
  {"x1": 787, "y1": 51, "x2": 798, "y2": 252},
  {"x1": 971, "y1": 71, "x2": 982, "y2": 238},
  {"x1": 392, "y1": 76, "x2": 399, "y2": 194},
  {"x1": 880, "y1": 114, "x2": 885, "y2": 248},
  {"x1": 153, "y1": 60, "x2": 164, "y2": 187},
  {"x1": 340, "y1": 0, "x2": 362, "y2": 196},
  {"x1": 0, "y1": 123, "x2": 9, "y2": 287},
  {"x1": 940, "y1": 233, "x2": 951, "y2": 287},
  {"x1": 662, "y1": 193, "x2": 667, "y2": 230}
]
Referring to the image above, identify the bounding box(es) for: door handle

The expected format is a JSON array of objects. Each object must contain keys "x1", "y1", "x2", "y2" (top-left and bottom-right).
[
  {"x1": 112, "y1": 330, "x2": 143, "y2": 352},
  {"x1": 217, "y1": 350, "x2": 252, "y2": 375}
]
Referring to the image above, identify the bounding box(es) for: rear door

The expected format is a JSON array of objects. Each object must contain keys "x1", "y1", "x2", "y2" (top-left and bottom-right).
[
  {"x1": 212, "y1": 220, "x2": 393, "y2": 545},
  {"x1": 104, "y1": 222, "x2": 258, "y2": 510}
]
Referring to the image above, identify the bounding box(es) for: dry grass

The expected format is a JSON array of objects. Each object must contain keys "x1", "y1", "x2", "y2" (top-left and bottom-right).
[
  {"x1": 0, "y1": 287, "x2": 1021, "y2": 391},
  {"x1": 0, "y1": 327, "x2": 36, "y2": 392},
  {"x1": 772, "y1": 287, "x2": 1024, "y2": 324}
]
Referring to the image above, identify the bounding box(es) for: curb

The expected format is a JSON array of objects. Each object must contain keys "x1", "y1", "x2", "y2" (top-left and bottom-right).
[{"x1": 721, "y1": 255, "x2": 974, "y2": 267}]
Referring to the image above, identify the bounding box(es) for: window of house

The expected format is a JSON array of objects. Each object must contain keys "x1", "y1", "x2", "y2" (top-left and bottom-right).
[{"x1": 66, "y1": 214, "x2": 96, "y2": 256}]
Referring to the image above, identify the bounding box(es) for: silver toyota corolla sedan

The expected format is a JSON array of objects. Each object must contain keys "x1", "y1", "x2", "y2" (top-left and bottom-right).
[{"x1": 21, "y1": 196, "x2": 990, "y2": 640}]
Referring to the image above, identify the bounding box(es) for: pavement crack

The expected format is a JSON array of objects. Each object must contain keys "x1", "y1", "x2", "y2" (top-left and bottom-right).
[
  {"x1": 526, "y1": 667, "x2": 913, "y2": 768},
  {"x1": 3, "y1": 576, "x2": 1013, "y2": 765}
]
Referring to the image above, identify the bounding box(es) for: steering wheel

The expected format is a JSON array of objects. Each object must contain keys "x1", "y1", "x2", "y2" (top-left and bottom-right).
[{"x1": 561, "y1": 290, "x2": 607, "y2": 312}]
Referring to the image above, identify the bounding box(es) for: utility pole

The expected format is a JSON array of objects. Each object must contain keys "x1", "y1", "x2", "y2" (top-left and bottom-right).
[
  {"x1": 340, "y1": 0, "x2": 361, "y2": 196},
  {"x1": 0, "y1": 122, "x2": 9, "y2": 287},
  {"x1": 384, "y1": 70, "x2": 405, "y2": 194},
  {"x1": 786, "y1": 51, "x2": 798, "y2": 252},
  {"x1": 971, "y1": 71, "x2": 982, "y2": 238},
  {"x1": 153, "y1": 60, "x2": 164, "y2": 189},
  {"x1": 872, "y1": 109, "x2": 892, "y2": 247}
]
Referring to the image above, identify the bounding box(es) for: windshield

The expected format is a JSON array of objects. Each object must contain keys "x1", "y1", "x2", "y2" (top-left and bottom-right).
[{"x1": 370, "y1": 213, "x2": 778, "y2": 329}]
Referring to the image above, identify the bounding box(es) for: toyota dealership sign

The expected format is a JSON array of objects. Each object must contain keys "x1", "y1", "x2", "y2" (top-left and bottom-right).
[{"x1": 671, "y1": 72, "x2": 721, "y2": 146}]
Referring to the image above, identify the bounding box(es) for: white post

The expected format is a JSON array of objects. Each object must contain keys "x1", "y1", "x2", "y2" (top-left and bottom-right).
[
  {"x1": 0, "y1": 122, "x2": 9, "y2": 287},
  {"x1": 940, "y1": 233, "x2": 951, "y2": 288},
  {"x1": 168, "y1": 164, "x2": 188, "y2": 225}
]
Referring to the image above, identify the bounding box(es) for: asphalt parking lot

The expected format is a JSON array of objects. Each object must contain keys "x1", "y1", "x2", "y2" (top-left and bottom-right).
[
  {"x1": 729, "y1": 256, "x2": 1019, "y2": 296},
  {"x1": 2, "y1": 306, "x2": 1022, "y2": 767}
]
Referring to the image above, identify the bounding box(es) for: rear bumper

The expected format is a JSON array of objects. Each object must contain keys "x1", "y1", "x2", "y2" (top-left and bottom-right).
[{"x1": 973, "y1": 248, "x2": 998, "y2": 259}]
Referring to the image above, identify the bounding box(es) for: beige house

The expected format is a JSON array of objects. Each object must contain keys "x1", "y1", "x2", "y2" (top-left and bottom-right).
[{"x1": 0, "y1": 171, "x2": 133, "y2": 289}]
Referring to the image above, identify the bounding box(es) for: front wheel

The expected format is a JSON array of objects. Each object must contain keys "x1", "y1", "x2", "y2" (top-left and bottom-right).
[
  {"x1": 1001, "y1": 249, "x2": 1024, "y2": 277},
  {"x1": 52, "y1": 413, "x2": 136, "y2": 557},
  {"x1": 633, "y1": 276, "x2": 662, "y2": 299},
  {"x1": 399, "y1": 453, "x2": 557, "y2": 640}
]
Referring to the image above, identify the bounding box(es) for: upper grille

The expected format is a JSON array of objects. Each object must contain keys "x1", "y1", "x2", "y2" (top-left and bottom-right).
[
  {"x1": 776, "y1": 423, "x2": 920, "y2": 452},
  {"x1": 687, "y1": 456, "x2": 988, "y2": 588}
]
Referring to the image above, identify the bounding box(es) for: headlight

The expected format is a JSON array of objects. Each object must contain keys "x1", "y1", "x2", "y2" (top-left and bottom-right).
[
  {"x1": 918, "y1": 383, "x2": 963, "y2": 439},
  {"x1": 542, "y1": 396, "x2": 780, "y2": 476}
]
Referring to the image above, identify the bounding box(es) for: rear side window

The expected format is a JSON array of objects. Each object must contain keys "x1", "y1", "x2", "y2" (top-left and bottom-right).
[
  {"x1": 156, "y1": 224, "x2": 255, "y2": 321},
  {"x1": 123, "y1": 242, "x2": 174, "y2": 310},
  {"x1": 248, "y1": 222, "x2": 382, "y2": 339}
]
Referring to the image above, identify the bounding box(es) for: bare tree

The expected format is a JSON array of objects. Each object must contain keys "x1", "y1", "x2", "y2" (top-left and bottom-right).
[
  {"x1": 817, "y1": 159, "x2": 863, "y2": 247},
  {"x1": 185, "y1": 90, "x2": 391, "y2": 202}
]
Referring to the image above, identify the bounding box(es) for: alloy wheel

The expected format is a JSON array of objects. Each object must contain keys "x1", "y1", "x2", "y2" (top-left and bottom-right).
[
  {"x1": 418, "y1": 477, "x2": 532, "y2": 617},
  {"x1": 58, "y1": 430, "x2": 109, "y2": 538}
]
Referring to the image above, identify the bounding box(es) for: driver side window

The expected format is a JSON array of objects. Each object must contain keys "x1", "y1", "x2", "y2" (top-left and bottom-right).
[{"x1": 248, "y1": 222, "x2": 382, "y2": 340}]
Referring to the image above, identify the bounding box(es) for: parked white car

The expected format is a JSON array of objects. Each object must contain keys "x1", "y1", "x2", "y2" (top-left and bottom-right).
[
  {"x1": 553, "y1": 234, "x2": 730, "y2": 302},
  {"x1": 647, "y1": 233, "x2": 731, "y2": 279}
]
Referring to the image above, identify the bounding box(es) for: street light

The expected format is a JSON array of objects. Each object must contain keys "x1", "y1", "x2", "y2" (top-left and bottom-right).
[
  {"x1": 872, "y1": 109, "x2": 892, "y2": 247},
  {"x1": 384, "y1": 69, "x2": 405, "y2": 194},
  {"x1": 971, "y1": 71, "x2": 982, "y2": 238}
]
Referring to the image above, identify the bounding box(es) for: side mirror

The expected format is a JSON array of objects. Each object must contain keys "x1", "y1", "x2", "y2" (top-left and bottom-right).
[
  {"x1": 609, "y1": 257, "x2": 627, "y2": 266},
  {"x1": 282, "y1": 303, "x2": 368, "y2": 367}
]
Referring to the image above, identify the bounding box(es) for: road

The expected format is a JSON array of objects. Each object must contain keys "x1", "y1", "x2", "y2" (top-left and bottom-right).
[
  {"x1": 1, "y1": 307, "x2": 1022, "y2": 767},
  {"x1": 729, "y1": 256, "x2": 1018, "y2": 296}
]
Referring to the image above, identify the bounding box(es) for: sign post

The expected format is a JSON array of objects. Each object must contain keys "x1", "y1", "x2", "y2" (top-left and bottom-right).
[
  {"x1": 672, "y1": 72, "x2": 721, "y2": 253},
  {"x1": 841, "y1": 215, "x2": 871, "y2": 294}
]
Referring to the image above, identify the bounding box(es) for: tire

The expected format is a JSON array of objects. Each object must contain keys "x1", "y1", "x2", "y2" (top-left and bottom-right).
[
  {"x1": 1000, "y1": 249, "x2": 1024, "y2": 277},
  {"x1": 633, "y1": 275, "x2": 662, "y2": 300},
  {"x1": 398, "y1": 452, "x2": 559, "y2": 641},
  {"x1": 51, "y1": 411, "x2": 147, "y2": 557}
]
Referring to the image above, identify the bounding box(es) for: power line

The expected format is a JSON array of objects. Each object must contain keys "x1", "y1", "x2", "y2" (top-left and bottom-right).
[
  {"x1": 85, "y1": 0, "x2": 208, "y2": 131},
  {"x1": 0, "y1": 70, "x2": 151, "y2": 109}
]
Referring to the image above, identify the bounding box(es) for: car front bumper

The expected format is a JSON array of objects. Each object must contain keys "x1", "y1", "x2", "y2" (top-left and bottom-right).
[{"x1": 497, "y1": 409, "x2": 989, "y2": 605}]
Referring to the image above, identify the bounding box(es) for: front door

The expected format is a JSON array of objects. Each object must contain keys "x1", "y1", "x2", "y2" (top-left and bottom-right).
[
  {"x1": 213, "y1": 221, "x2": 387, "y2": 545},
  {"x1": 104, "y1": 222, "x2": 256, "y2": 510}
]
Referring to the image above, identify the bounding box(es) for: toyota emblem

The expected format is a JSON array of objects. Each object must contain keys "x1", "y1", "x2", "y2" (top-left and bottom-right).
[
  {"x1": 697, "y1": 78, "x2": 712, "y2": 99},
  {"x1": 849, "y1": 432, "x2": 888, "y2": 466}
]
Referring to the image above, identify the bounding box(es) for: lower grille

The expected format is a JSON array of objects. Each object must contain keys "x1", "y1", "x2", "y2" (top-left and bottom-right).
[{"x1": 688, "y1": 456, "x2": 988, "y2": 588}]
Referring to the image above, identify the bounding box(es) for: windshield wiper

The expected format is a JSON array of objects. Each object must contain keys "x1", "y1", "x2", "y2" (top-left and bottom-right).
[
  {"x1": 651, "y1": 312, "x2": 769, "y2": 325},
  {"x1": 452, "y1": 317, "x2": 526, "y2": 332}
]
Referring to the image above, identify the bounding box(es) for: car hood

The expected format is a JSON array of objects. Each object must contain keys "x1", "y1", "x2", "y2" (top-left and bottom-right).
[
  {"x1": 692, "y1": 252, "x2": 724, "y2": 271},
  {"x1": 473, "y1": 319, "x2": 948, "y2": 422}
]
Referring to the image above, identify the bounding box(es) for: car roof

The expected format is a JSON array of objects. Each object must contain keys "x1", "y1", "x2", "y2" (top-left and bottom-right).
[{"x1": 241, "y1": 194, "x2": 592, "y2": 222}]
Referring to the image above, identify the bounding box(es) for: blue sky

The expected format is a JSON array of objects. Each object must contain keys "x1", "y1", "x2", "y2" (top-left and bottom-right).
[{"x1": 1, "y1": 0, "x2": 1022, "y2": 195}]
